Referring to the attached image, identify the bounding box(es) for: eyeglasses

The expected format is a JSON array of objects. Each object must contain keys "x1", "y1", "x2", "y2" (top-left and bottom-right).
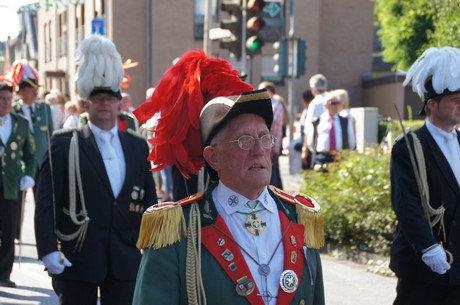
[
  {"x1": 212, "y1": 134, "x2": 276, "y2": 151},
  {"x1": 89, "y1": 95, "x2": 120, "y2": 104},
  {"x1": 328, "y1": 101, "x2": 341, "y2": 106}
]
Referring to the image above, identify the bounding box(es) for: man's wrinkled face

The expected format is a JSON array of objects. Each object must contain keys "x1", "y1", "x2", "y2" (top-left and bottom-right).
[{"x1": 204, "y1": 114, "x2": 272, "y2": 197}]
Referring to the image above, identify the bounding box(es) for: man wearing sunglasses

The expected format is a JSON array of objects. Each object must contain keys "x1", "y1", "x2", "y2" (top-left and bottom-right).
[
  {"x1": 34, "y1": 35, "x2": 156, "y2": 305},
  {"x1": 304, "y1": 92, "x2": 356, "y2": 167}
]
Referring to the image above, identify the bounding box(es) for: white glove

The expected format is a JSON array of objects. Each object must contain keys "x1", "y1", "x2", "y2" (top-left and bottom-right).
[
  {"x1": 42, "y1": 251, "x2": 72, "y2": 275},
  {"x1": 19, "y1": 175, "x2": 35, "y2": 191},
  {"x1": 422, "y1": 244, "x2": 451, "y2": 275}
]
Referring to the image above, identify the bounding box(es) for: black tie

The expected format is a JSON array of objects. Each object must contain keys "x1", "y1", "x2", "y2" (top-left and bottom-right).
[{"x1": 29, "y1": 106, "x2": 35, "y2": 124}]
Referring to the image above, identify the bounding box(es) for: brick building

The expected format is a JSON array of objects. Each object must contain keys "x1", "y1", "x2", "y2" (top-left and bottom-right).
[{"x1": 37, "y1": 0, "x2": 374, "y2": 113}]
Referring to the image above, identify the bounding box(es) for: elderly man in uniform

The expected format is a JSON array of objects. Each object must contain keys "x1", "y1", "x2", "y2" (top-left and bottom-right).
[
  {"x1": 0, "y1": 81, "x2": 36, "y2": 287},
  {"x1": 34, "y1": 35, "x2": 156, "y2": 305},
  {"x1": 390, "y1": 46, "x2": 460, "y2": 305},
  {"x1": 132, "y1": 50, "x2": 325, "y2": 305}
]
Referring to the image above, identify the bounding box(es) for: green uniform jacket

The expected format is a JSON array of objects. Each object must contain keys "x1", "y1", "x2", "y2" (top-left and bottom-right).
[
  {"x1": 12, "y1": 100, "x2": 53, "y2": 170},
  {"x1": 0, "y1": 113, "x2": 37, "y2": 200},
  {"x1": 133, "y1": 186, "x2": 325, "y2": 305}
]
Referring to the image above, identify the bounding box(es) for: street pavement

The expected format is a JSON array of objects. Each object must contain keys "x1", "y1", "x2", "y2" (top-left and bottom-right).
[{"x1": 0, "y1": 155, "x2": 397, "y2": 305}]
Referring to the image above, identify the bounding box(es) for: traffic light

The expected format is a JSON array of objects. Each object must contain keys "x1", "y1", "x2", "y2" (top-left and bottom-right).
[
  {"x1": 219, "y1": 1, "x2": 243, "y2": 59},
  {"x1": 245, "y1": 0, "x2": 266, "y2": 56},
  {"x1": 273, "y1": 39, "x2": 288, "y2": 79},
  {"x1": 294, "y1": 39, "x2": 307, "y2": 78}
]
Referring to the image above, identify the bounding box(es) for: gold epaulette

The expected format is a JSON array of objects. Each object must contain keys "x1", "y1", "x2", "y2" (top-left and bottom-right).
[
  {"x1": 269, "y1": 185, "x2": 325, "y2": 249},
  {"x1": 136, "y1": 192, "x2": 205, "y2": 250}
]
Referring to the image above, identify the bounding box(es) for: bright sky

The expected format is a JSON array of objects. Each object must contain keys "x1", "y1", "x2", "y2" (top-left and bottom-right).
[{"x1": 0, "y1": 0, "x2": 37, "y2": 42}]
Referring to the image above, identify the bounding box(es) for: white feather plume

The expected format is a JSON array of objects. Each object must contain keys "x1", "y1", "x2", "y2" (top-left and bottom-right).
[
  {"x1": 403, "y1": 46, "x2": 460, "y2": 98},
  {"x1": 75, "y1": 35, "x2": 124, "y2": 99}
]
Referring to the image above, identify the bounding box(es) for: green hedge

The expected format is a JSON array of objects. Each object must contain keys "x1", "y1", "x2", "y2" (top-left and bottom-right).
[
  {"x1": 301, "y1": 119, "x2": 425, "y2": 255},
  {"x1": 301, "y1": 148, "x2": 396, "y2": 255}
]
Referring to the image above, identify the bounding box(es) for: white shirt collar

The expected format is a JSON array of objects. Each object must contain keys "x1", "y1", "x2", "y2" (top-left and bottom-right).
[
  {"x1": 88, "y1": 121, "x2": 118, "y2": 139},
  {"x1": 426, "y1": 118, "x2": 456, "y2": 141},
  {"x1": 214, "y1": 181, "x2": 276, "y2": 215}
]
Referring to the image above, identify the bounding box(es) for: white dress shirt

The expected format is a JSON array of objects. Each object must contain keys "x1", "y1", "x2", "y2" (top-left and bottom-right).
[
  {"x1": 0, "y1": 114, "x2": 12, "y2": 144},
  {"x1": 307, "y1": 112, "x2": 356, "y2": 152},
  {"x1": 212, "y1": 182, "x2": 284, "y2": 304},
  {"x1": 89, "y1": 122, "x2": 126, "y2": 197},
  {"x1": 426, "y1": 119, "x2": 460, "y2": 186}
]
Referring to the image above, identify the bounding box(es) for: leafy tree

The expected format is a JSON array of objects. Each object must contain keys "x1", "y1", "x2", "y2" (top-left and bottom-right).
[
  {"x1": 374, "y1": 0, "x2": 460, "y2": 71},
  {"x1": 429, "y1": 0, "x2": 460, "y2": 48}
]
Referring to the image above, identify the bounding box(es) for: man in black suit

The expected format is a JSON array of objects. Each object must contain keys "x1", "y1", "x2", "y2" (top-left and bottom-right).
[
  {"x1": 390, "y1": 46, "x2": 460, "y2": 305},
  {"x1": 34, "y1": 35, "x2": 157, "y2": 305}
]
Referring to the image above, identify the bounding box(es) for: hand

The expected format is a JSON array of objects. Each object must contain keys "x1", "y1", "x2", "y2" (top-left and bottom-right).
[
  {"x1": 42, "y1": 251, "x2": 72, "y2": 275},
  {"x1": 19, "y1": 175, "x2": 35, "y2": 191},
  {"x1": 422, "y1": 244, "x2": 451, "y2": 275}
]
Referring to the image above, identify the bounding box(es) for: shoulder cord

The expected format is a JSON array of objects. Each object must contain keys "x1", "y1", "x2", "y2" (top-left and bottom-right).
[
  {"x1": 410, "y1": 133, "x2": 446, "y2": 239},
  {"x1": 55, "y1": 130, "x2": 90, "y2": 252},
  {"x1": 186, "y1": 202, "x2": 207, "y2": 305}
]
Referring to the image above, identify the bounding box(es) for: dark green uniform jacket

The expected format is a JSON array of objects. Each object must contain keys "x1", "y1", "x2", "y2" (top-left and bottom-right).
[
  {"x1": 12, "y1": 100, "x2": 53, "y2": 169},
  {"x1": 0, "y1": 113, "x2": 36, "y2": 200},
  {"x1": 133, "y1": 185, "x2": 325, "y2": 305}
]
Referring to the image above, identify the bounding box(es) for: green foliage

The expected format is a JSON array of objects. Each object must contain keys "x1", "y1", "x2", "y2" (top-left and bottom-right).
[
  {"x1": 374, "y1": 0, "x2": 434, "y2": 71},
  {"x1": 429, "y1": 0, "x2": 460, "y2": 48},
  {"x1": 374, "y1": 0, "x2": 460, "y2": 71},
  {"x1": 301, "y1": 148, "x2": 396, "y2": 255},
  {"x1": 378, "y1": 119, "x2": 424, "y2": 142}
]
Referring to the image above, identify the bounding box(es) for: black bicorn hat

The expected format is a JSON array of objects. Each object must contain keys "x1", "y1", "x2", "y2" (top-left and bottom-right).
[
  {"x1": 0, "y1": 80, "x2": 13, "y2": 92},
  {"x1": 200, "y1": 88, "x2": 273, "y2": 148},
  {"x1": 403, "y1": 46, "x2": 460, "y2": 116}
]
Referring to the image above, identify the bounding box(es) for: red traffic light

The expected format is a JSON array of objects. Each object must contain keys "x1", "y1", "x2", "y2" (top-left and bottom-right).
[
  {"x1": 246, "y1": 16, "x2": 265, "y2": 33},
  {"x1": 247, "y1": 0, "x2": 265, "y2": 13}
]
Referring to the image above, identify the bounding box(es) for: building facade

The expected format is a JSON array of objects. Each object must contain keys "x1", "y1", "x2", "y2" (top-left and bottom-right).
[{"x1": 37, "y1": 0, "x2": 374, "y2": 113}]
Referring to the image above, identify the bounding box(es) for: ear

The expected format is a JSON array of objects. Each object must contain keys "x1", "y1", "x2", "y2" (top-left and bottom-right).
[{"x1": 203, "y1": 146, "x2": 219, "y2": 172}]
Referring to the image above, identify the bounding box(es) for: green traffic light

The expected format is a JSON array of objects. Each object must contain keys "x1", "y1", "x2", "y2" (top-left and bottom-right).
[{"x1": 246, "y1": 36, "x2": 264, "y2": 53}]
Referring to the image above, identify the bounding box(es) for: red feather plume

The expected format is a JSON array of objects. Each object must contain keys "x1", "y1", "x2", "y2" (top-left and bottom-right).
[
  {"x1": 1, "y1": 59, "x2": 40, "y2": 90},
  {"x1": 134, "y1": 49, "x2": 253, "y2": 178}
]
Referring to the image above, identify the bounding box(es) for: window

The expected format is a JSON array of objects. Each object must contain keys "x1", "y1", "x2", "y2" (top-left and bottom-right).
[{"x1": 194, "y1": 0, "x2": 218, "y2": 40}]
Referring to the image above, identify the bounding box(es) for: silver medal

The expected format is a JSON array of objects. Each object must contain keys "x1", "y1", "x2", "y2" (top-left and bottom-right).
[
  {"x1": 258, "y1": 264, "x2": 271, "y2": 277},
  {"x1": 279, "y1": 270, "x2": 299, "y2": 293},
  {"x1": 10, "y1": 142, "x2": 17, "y2": 151}
]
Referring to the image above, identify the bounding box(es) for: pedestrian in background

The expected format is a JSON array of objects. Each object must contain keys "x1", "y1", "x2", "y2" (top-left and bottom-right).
[
  {"x1": 34, "y1": 34, "x2": 156, "y2": 305},
  {"x1": 390, "y1": 46, "x2": 460, "y2": 305},
  {"x1": 304, "y1": 91, "x2": 356, "y2": 168}
]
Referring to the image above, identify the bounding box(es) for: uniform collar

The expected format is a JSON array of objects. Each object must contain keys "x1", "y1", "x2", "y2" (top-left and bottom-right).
[{"x1": 214, "y1": 181, "x2": 276, "y2": 215}]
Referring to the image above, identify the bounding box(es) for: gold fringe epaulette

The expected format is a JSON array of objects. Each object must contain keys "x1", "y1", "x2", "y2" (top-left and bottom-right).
[
  {"x1": 269, "y1": 186, "x2": 325, "y2": 249},
  {"x1": 136, "y1": 192, "x2": 205, "y2": 250}
]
